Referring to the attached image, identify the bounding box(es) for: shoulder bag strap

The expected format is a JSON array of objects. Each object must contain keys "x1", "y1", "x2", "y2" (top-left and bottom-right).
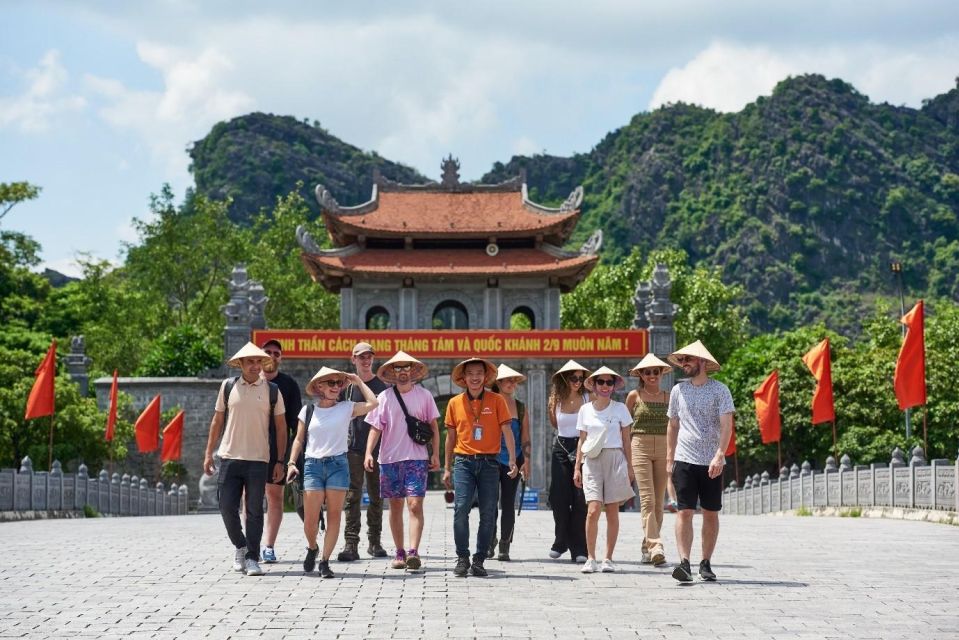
[{"x1": 393, "y1": 385, "x2": 412, "y2": 419}]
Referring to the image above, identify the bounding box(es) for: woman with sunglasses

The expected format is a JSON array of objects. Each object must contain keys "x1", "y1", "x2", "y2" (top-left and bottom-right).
[
  {"x1": 286, "y1": 367, "x2": 378, "y2": 578},
  {"x1": 574, "y1": 366, "x2": 635, "y2": 573},
  {"x1": 487, "y1": 364, "x2": 531, "y2": 561},
  {"x1": 547, "y1": 360, "x2": 591, "y2": 563},
  {"x1": 625, "y1": 354, "x2": 672, "y2": 567}
]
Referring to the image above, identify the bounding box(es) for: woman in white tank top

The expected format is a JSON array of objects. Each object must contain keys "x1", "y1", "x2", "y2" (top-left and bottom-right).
[{"x1": 546, "y1": 360, "x2": 592, "y2": 563}]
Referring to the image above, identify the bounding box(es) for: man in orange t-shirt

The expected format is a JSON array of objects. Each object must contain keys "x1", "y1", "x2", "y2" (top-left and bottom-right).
[{"x1": 443, "y1": 357, "x2": 518, "y2": 578}]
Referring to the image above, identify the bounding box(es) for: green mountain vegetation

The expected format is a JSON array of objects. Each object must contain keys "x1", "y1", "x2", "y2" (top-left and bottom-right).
[
  {"x1": 483, "y1": 74, "x2": 959, "y2": 334},
  {"x1": 189, "y1": 113, "x2": 426, "y2": 224}
]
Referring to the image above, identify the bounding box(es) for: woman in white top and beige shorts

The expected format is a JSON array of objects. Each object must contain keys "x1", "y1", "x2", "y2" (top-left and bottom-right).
[{"x1": 573, "y1": 366, "x2": 635, "y2": 574}]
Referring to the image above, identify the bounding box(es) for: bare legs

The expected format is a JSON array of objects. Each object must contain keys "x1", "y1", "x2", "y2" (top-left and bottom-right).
[
  {"x1": 388, "y1": 496, "x2": 425, "y2": 551},
  {"x1": 675, "y1": 508, "x2": 719, "y2": 561},
  {"x1": 263, "y1": 483, "x2": 284, "y2": 547},
  {"x1": 585, "y1": 501, "x2": 622, "y2": 560},
  {"x1": 303, "y1": 489, "x2": 346, "y2": 560}
]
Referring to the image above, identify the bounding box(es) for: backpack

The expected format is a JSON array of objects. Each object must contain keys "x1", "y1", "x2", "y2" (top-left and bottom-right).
[{"x1": 222, "y1": 376, "x2": 279, "y2": 468}]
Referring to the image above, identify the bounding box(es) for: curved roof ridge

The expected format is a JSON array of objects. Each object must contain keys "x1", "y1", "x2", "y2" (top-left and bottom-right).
[
  {"x1": 315, "y1": 183, "x2": 379, "y2": 216},
  {"x1": 521, "y1": 184, "x2": 584, "y2": 215}
]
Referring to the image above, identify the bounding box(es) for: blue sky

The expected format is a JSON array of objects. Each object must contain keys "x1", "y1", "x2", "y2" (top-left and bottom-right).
[{"x1": 2, "y1": 1, "x2": 957, "y2": 276}]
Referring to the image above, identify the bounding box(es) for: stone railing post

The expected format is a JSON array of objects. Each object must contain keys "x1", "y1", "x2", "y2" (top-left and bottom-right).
[
  {"x1": 139, "y1": 478, "x2": 149, "y2": 516},
  {"x1": 890, "y1": 447, "x2": 907, "y2": 507},
  {"x1": 155, "y1": 482, "x2": 165, "y2": 516},
  {"x1": 778, "y1": 466, "x2": 788, "y2": 512},
  {"x1": 839, "y1": 454, "x2": 852, "y2": 506},
  {"x1": 760, "y1": 471, "x2": 770, "y2": 513},
  {"x1": 129, "y1": 475, "x2": 139, "y2": 516},
  {"x1": 168, "y1": 483, "x2": 178, "y2": 516},
  {"x1": 97, "y1": 470, "x2": 109, "y2": 513},
  {"x1": 48, "y1": 460, "x2": 63, "y2": 511},
  {"x1": 743, "y1": 475, "x2": 753, "y2": 515},
  {"x1": 15, "y1": 456, "x2": 33, "y2": 510},
  {"x1": 75, "y1": 464, "x2": 89, "y2": 510},
  {"x1": 120, "y1": 474, "x2": 130, "y2": 516},
  {"x1": 110, "y1": 473, "x2": 121, "y2": 515},
  {"x1": 178, "y1": 484, "x2": 188, "y2": 514},
  {"x1": 0, "y1": 467, "x2": 14, "y2": 511}
]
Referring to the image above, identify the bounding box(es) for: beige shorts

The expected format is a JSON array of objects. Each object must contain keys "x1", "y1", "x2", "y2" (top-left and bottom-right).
[{"x1": 583, "y1": 448, "x2": 635, "y2": 505}]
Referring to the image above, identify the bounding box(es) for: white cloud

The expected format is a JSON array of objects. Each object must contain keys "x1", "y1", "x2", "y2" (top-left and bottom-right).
[
  {"x1": 0, "y1": 50, "x2": 86, "y2": 132},
  {"x1": 512, "y1": 136, "x2": 541, "y2": 156},
  {"x1": 84, "y1": 43, "x2": 254, "y2": 186},
  {"x1": 650, "y1": 38, "x2": 959, "y2": 113}
]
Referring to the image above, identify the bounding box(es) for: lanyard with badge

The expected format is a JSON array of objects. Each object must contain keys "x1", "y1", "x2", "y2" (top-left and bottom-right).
[{"x1": 466, "y1": 390, "x2": 486, "y2": 442}]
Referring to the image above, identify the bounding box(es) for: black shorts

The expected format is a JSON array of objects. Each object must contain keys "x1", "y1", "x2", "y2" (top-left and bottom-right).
[{"x1": 672, "y1": 461, "x2": 723, "y2": 511}]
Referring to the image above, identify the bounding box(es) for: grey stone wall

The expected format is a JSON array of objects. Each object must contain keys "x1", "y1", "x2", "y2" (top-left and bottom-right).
[
  {"x1": 722, "y1": 448, "x2": 959, "y2": 515},
  {"x1": 1, "y1": 457, "x2": 188, "y2": 516}
]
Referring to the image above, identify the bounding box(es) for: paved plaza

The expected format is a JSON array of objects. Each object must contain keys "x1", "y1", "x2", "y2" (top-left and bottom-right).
[{"x1": 1, "y1": 493, "x2": 957, "y2": 639}]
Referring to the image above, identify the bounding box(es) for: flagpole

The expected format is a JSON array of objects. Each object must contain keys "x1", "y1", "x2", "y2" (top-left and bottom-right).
[
  {"x1": 831, "y1": 419, "x2": 838, "y2": 461},
  {"x1": 922, "y1": 405, "x2": 928, "y2": 457},
  {"x1": 47, "y1": 413, "x2": 55, "y2": 470},
  {"x1": 733, "y1": 451, "x2": 739, "y2": 486},
  {"x1": 777, "y1": 440, "x2": 782, "y2": 471}
]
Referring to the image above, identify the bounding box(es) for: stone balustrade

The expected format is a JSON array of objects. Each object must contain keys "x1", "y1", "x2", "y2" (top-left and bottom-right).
[
  {"x1": 722, "y1": 447, "x2": 958, "y2": 515},
  {"x1": 0, "y1": 457, "x2": 189, "y2": 516}
]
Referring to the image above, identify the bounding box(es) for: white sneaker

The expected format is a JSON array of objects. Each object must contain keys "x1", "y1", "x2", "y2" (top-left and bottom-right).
[
  {"x1": 641, "y1": 550, "x2": 652, "y2": 564},
  {"x1": 581, "y1": 559, "x2": 599, "y2": 573},
  {"x1": 243, "y1": 558, "x2": 263, "y2": 576},
  {"x1": 233, "y1": 547, "x2": 247, "y2": 572},
  {"x1": 600, "y1": 559, "x2": 616, "y2": 573},
  {"x1": 549, "y1": 549, "x2": 562, "y2": 559}
]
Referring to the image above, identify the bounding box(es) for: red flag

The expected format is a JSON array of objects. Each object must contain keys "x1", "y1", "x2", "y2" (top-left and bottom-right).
[
  {"x1": 134, "y1": 395, "x2": 161, "y2": 453},
  {"x1": 25, "y1": 340, "x2": 57, "y2": 420},
  {"x1": 725, "y1": 419, "x2": 736, "y2": 456},
  {"x1": 104, "y1": 370, "x2": 118, "y2": 442},
  {"x1": 753, "y1": 370, "x2": 782, "y2": 444},
  {"x1": 802, "y1": 338, "x2": 835, "y2": 424},
  {"x1": 894, "y1": 300, "x2": 926, "y2": 410},
  {"x1": 161, "y1": 410, "x2": 184, "y2": 463}
]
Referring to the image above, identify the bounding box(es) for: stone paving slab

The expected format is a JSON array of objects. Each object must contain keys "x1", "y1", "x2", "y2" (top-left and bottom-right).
[{"x1": 1, "y1": 493, "x2": 958, "y2": 639}]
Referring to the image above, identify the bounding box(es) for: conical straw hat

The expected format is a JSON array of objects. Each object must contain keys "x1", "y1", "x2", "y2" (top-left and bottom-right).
[
  {"x1": 376, "y1": 351, "x2": 429, "y2": 384},
  {"x1": 668, "y1": 340, "x2": 721, "y2": 372},
  {"x1": 495, "y1": 363, "x2": 526, "y2": 383},
  {"x1": 551, "y1": 359, "x2": 589, "y2": 382},
  {"x1": 628, "y1": 353, "x2": 672, "y2": 377},
  {"x1": 305, "y1": 366, "x2": 348, "y2": 396},
  {"x1": 452, "y1": 357, "x2": 497, "y2": 388},
  {"x1": 227, "y1": 342, "x2": 270, "y2": 368},
  {"x1": 584, "y1": 365, "x2": 626, "y2": 392}
]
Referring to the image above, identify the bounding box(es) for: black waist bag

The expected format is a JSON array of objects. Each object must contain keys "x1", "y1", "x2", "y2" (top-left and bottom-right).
[{"x1": 394, "y1": 386, "x2": 433, "y2": 445}]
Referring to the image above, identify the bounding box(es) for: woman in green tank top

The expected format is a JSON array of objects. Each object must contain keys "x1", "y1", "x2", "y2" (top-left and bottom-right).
[{"x1": 625, "y1": 354, "x2": 672, "y2": 567}]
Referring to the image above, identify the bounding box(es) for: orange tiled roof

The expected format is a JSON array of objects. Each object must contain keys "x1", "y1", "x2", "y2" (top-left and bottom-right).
[
  {"x1": 323, "y1": 191, "x2": 579, "y2": 244},
  {"x1": 302, "y1": 247, "x2": 598, "y2": 293}
]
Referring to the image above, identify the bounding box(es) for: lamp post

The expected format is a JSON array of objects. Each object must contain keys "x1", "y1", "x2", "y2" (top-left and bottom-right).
[{"x1": 890, "y1": 261, "x2": 911, "y2": 438}]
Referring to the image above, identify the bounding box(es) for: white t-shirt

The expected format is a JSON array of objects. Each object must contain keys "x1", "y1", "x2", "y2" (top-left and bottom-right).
[
  {"x1": 297, "y1": 401, "x2": 354, "y2": 459},
  {"x1": 576, "y1": 400, "x2": 633, "y2": 449}
]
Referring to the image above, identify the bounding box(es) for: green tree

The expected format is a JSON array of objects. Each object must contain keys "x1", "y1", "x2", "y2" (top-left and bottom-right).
[
  {"x1": 244, "y1": 187, "x2": 339, "y2": 329},
  {"x1": 560, "y1": 247, "x2": 748, "y2": 362},
  {"x1": 138, "y1": 324, "x2": 221, "y2": 376},
  {"x1": 0, "y1": 181, "x2": 41, "y2": 222},
  {"x1": 0, "y1": 230, "x2": 51, "y2": 328},
  {"x1": 124, "y1": 186, "x2": 246, "y2": 336}
]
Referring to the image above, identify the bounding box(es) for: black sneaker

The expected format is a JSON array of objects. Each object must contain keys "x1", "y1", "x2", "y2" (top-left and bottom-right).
[
  {"x1": 453, "y1": 556, "x2": 471, "y2": 577},
  {"x1": 699, "y1": 559, "x2": 716, "y2": 581},
  {"x1": 470, "y1": 557, "x2": 488, "y2": 577},
  {"x1": 672, "y1": 558, "x2": 693, "y2": 583},
  {"x1": 303, "y1": 547, "x2": 319, "y2": 573},
  {"x1": 318, "y1": 559, "x2": 335, "y2": 579}
]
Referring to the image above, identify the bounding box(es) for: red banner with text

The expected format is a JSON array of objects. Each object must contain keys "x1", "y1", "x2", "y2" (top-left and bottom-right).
[{"x1": 252, "y1": 330, "x2": 647, "y2": 360}]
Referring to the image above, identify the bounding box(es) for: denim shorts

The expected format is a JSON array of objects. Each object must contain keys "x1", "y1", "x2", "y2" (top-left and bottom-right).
[{"x1": 303, "y1": 453, "x2": 350, "y2": 491}]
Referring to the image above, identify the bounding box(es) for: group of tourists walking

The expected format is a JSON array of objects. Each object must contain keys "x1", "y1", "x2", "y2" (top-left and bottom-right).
[{"x1": 203, "y1": 337, "x2": 734, "y2": 583}]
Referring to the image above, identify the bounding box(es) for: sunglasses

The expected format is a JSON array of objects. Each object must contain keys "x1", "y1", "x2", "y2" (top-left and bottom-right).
[
  {"x1": 639, "y1": 368, "x2": 660, "y2": 376},
  {"x1": 593, "y1": 378, "x2": 615, "y2": 387},
  {"x1": 675, "y1": 356, "x2": 697, "y2": 364},
  {"x1": 567, "y1": 375, "x2": 584, "y2": 383},
  {"x1": 392, "y1": 364, "x2": 413, "y2": 372},
  {"x1": 322, "y1": 379, "x2": 345, "y2": 388}
]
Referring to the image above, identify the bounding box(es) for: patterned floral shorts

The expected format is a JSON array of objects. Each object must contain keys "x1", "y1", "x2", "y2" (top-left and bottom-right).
[{"x1": 379, "y1": 459, "x2": 429, "y2": 499}]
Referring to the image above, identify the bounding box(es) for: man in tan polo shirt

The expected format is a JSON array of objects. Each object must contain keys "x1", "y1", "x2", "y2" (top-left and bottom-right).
[{"x1": 203, "y1": 342, "x2": 286, "y2": 576}]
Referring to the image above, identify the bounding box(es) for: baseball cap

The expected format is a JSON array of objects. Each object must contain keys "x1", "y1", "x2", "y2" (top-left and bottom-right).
[{"x1": 352, "y1": 342, "x2": 375, "y2": 357}]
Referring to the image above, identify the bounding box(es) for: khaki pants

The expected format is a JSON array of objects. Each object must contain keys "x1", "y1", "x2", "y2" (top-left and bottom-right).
[{"x1": 630, "y1": 434, "x2": 667, "y2": 554}]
